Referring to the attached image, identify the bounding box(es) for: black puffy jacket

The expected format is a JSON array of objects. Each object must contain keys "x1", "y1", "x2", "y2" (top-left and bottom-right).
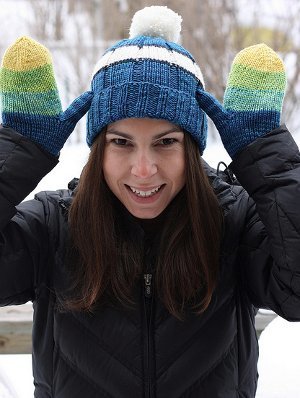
[{"x1": 1, "y1": 125, "x2": 300, "y2": 398}]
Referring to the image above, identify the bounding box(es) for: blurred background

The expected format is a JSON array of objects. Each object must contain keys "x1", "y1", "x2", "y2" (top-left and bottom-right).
[{"x1": 0, "y1": 1, "x2": 300, "y2": 397}]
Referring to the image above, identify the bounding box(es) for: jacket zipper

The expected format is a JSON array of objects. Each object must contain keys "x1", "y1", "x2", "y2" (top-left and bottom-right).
[
  {"x1": 144, "y1": 273, "x2": 152, "y2": 299},
  {"x1": 144, "y1": 272, "x2": 154, "y2": 398}
]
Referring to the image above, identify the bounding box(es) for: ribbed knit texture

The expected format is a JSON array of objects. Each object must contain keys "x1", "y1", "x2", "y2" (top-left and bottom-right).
[
  {"x1": 0, "y1": 36, "x2": 93, "y2": 155},
  {"x1": 197, "y1": 44, "x2": 286, "y2": 158},
  {"x1": 87, "y1": 36, "x2": 207, "y2": 153}
]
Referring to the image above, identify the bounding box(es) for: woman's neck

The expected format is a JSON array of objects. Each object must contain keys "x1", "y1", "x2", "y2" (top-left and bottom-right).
[{"x1": 134, "y1": 207, "x2": 170, "y2": 239}]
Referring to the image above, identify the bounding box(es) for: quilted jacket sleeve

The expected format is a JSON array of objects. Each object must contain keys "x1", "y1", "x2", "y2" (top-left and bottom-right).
[
  {"x1": 230, "y1": 125, "x2": 300, "y2": 321},
  {"x1": 0, "y1": 126, "x2": 59, "y2": 305}
]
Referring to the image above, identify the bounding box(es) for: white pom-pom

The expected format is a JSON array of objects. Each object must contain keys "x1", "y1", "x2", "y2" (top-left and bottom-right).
[{"x1": 129, "y1": 6, "x2": 182, "y2": 43}]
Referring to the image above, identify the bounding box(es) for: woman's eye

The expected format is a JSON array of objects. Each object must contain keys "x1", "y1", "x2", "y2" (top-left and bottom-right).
[
  {"x1": 159, "y1": 138, "x2": 177, "y2": 146},
  {"x1": 112, "y1": 138, "x2": 128, "y2": 146}
]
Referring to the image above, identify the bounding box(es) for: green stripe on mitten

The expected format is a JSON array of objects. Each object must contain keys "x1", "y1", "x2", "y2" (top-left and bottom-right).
[
  {"x1": 0, "y1": 36, "x2": 93, "y2": 155},
  {"x1": 225, "y1": 44, "x2": 286, "y2": 112},
  {"x1": 197, "y1": 44, "x2": 287, "y2": 158}
]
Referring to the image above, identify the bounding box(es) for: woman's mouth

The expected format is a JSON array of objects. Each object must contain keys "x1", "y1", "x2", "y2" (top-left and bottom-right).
[
  {"x1": 128, "y1": 185, "x2": 163, "y2": 197},
  {"x1": 125, "y1": 184, "x2": 165, "y2": 201}
]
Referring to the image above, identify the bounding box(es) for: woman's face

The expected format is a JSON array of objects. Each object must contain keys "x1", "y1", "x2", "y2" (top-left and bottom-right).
[{"x1": 103, "y1": 118, "x2": 186, "y2": 219}]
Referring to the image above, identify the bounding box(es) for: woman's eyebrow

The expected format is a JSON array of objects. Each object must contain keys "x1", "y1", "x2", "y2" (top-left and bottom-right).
[
  {"x1": 153, "y1": 129, "x2": 183, "y2": 139},
  {"x1": 106, "y1": 128, "x2": 183, "y2": 140},
  {"x1": 106, "y1": 131, "x2": 133, "y2": 139}
]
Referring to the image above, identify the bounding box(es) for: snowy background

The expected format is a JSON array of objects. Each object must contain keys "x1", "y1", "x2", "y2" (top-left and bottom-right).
[{"x1": 0, "y1": 0, "x2": 300, "y2": 396}]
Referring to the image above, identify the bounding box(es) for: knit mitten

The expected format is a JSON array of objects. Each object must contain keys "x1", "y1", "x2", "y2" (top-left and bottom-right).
[
  {"x1": 197, "y1": 43, "x2": 286, "y2": 158},
  {"x1": 0, "y1": 36, "x2": 93, "y2": 155}
]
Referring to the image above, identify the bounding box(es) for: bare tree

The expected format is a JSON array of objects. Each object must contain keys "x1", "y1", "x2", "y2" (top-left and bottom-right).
[{"x1": 24, "y1": 0, "x2": 107, "y2": 143}]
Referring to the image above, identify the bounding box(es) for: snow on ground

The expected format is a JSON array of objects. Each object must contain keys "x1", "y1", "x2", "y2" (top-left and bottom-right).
[
  {"x1": 256, "y1": 317, "x2": 300, "y2": 398},
  {"x1": 0, "y1": 131, "x2": 299, "y2": 397},
  {"x1": 0, "y1": 354, "x2": 33, "y2": 398}
]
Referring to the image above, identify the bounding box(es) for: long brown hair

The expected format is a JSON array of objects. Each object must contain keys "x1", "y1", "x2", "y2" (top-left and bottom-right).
[{"x1": 65, "y1": 129, "x2": 223, "y2": 319}]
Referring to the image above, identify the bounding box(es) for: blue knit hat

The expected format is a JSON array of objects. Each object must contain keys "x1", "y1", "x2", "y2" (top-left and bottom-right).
[{"x1": 87, "y1": 6, "x2": 207, "y2": 153}]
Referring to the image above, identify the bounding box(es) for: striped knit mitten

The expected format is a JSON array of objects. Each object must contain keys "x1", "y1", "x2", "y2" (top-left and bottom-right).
[
  {"x1": 197, "y1": 44, "x2": 286, "y2": 158},
  {"x1": 0, "y1": 36, "x2": 93, "y2": 155}
]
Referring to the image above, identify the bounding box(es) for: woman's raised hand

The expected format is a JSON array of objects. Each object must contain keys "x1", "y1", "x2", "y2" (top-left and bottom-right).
[
  {"x1": 197, "y1": 44, "x2": 286, "y2": 158},
  {"x1": 0, "y1": 36, "x2": 93, "y2": 155}
]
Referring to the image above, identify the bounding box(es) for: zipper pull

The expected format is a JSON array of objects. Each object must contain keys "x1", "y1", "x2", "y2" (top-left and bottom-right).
[{"x1": 144, "y1": 273, "x2": 152, "y2": 298}]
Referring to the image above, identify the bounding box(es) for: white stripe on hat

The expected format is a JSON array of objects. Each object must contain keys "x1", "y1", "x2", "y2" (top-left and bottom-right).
[{"x1": 92, "y1": 45, "x2": 205, "y2": 87}]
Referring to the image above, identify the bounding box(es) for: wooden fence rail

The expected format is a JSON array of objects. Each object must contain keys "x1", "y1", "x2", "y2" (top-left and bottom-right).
[
  {"x1": 0, "y1": 305, "x2": 33, "y2": 354},
  {"x1": 0, "y1": 305, "x2": 277, "y2": 354}
]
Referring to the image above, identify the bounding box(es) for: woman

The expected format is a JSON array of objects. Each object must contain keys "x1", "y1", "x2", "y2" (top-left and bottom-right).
[{"x1": 0, "y1": 6, "x2": 299, "y2": 398}]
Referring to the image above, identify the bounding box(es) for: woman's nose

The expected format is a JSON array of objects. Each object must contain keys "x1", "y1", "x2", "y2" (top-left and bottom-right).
[{"x1": 131, "y1": 152, "x2": 158, "y2": 178}]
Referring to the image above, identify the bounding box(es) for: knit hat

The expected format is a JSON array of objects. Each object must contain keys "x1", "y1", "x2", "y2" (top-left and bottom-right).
[{"x1": 87, "y1": 6, "x2": 207, "y2": 153}]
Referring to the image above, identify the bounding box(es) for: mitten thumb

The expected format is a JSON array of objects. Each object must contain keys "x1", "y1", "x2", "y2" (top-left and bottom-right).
[
  {"x1": 196, "y1": 88, "x2": 229, "y2": 129},
  {"x1": 61, "y1": 91, "x2": 93, "y2": 124}
]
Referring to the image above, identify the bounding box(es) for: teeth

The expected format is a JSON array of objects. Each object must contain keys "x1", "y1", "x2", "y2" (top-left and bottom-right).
[{"x1": 129, "y1": 185, "x2": 161, "y2": 197}]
